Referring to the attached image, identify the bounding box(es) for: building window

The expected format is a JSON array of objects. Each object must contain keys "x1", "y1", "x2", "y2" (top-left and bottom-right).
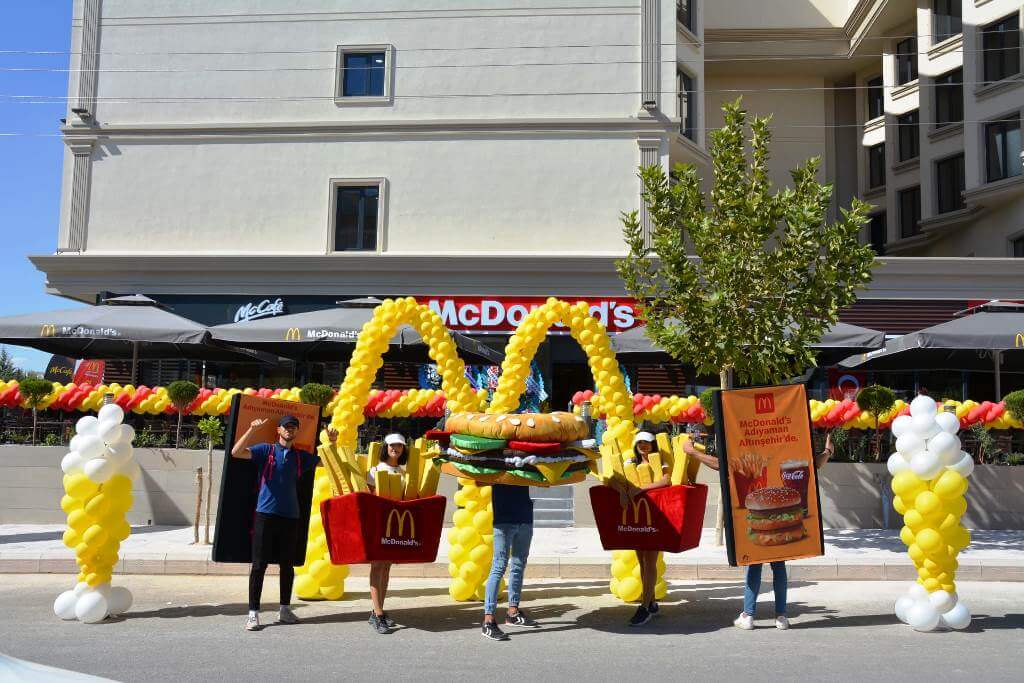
[
  {"x1": 677, "y1": 70, "x2": 695, "y2": 140},
  {"x1": 934, "y1": 68, "x2": 963, "y2": 128},
  {"x1": 335, "y1": 44, "x2": 393, "y2": 104},
  {"x1": 868, "y1": 143, "x2": 886, "y2": 189},
  {"x1": 869, "y1": 212, "x2": 887, "y2": 255},
  {"x1": 332, "y1": 183, "x2": 381, "y2": 251},
  {"x1": 1013, "y1": 236, "x2": 1024, "y2": 257},
  {"x1": 936, "y1": 154, "x2": 966, "y2": 214},
  {"x1": 985, "y1": 115, "x2": 1022, "y2": 183},
  {"x1": 677, "y1": 0, "x2": 695, "y2": 32},
  {"x1": 982, "y1": 14, "x2": 1021, "y2": 83},
  {"x1": 895, "y1": 37, "x2": 918, "y2": 85},
  {"x1": 899, "y1": 186, "x2": 921, "y2": 238},
  {"x1": 932, "y1": 0, "x2": 962, "y2": 43},
  {"x1": 867, "y1": 76, "x2": 884, "y2": 120},
  {"x1": 897, "y1": 110, "x2": 919, "y2": 161}
]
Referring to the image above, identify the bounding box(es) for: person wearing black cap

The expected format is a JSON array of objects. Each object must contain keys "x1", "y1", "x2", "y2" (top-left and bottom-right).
[{"x1": 231, "y1": 414, "x2": 321, "y2": 631}]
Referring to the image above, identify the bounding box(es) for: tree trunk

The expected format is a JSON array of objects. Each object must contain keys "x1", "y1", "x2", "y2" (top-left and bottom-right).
[
  {"x1": 31, "y1": 407, "x2": 38, "y2": 446},
  {"x1": 204, "y1": 440, "x2": 214, "y2": 544},
  {"x1": 192, "y1": 467, "x2": 203, "y2": 545},
  {"x1": 714, "y1": 368, "x2": 733, "y2": 546},
  {"x1": 176, "y1": 411, "x2": 183, "y2": 449}
]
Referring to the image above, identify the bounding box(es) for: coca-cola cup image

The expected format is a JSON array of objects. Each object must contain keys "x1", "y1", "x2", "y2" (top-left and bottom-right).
[{"x1": 779, "y1": 460, "x2": 811, "y2": 514}]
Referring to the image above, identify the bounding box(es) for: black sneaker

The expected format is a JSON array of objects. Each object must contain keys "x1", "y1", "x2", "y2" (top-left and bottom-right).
[
  {"x1": 504, "y1": 610, "x2": 539, "y2": 628},
  {"x1": 381, "y1": 613, "x2": 397, "y2": 629},
  {"x1": 629, "y1": 605, "x2": 652, "y2": 627},
  {"x1": 481, "y1": 621, "x2": 510, "y2": 641},
  {"x1": 369, "y1": 612, "x2": 390, "y2": 634},
  {"x1": 648, "y1": 601, "x2": 659, "y2": 616}
]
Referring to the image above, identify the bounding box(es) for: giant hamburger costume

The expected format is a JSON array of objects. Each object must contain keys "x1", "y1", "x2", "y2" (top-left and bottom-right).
[{"x1": 439, "y1": 411, "x2": 599, "y2": 486}]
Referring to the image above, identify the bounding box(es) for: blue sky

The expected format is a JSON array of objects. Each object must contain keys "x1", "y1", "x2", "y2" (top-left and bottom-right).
[{"x1": 0, "y1": 2, "x2": 77, "y2": 373}]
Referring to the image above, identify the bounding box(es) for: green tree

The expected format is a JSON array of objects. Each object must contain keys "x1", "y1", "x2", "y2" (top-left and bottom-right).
[
  {"x1": 19, "y1": 378, "x2": 53, "y2": 445},
  {"x1": 299, "y1": 382, "x2": 334, "y2": 413},
  {"x1": 856, "y1": 385, "x2": 896, "y2": 461},
  {"x1": 196, "y1": 416, "x2": 225, "y2": 544},
  {"x1": 167, "y1": 380, "x2": 200, "y2": 449},
  {"x1": 618, "y1": 100, "x2": 876, "y2": 541},
  {"x1": 0, "y1": 348, "x2": 25, "y2": 381}
]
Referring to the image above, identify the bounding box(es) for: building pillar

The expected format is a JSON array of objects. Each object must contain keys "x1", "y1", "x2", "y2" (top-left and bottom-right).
[{"x1": 640, "y1": 0, "x2": 661, "y2": 111}]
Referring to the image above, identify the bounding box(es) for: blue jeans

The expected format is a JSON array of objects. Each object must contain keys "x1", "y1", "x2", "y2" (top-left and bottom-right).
[
  {"x1": 484, "y1": 523, "x2": 533, "y2": 615},
  {"x1": 743, "y1": 562, "x2": 787, "y2": 617}
]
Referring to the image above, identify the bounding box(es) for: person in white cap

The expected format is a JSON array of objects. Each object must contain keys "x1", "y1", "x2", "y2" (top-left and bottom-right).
[
  {"x1": 365, "y1": 433, "x2": 408, "y2": 633},
  {"x1": 612, "y1": 431, "x2": 671, "y2": 626}
]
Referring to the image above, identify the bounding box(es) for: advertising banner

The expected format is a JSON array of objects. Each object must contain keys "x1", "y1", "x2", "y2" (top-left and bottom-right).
[
  {"x1": 321, "y1": 492, "x2": 447, "y2": 564},
  {"x1": 212, "y1": 394, "x2": 321, "y2": 564},
  {"x1": 713, "y1": 384, "x2": 824, "y2": 566},
  {"x1": 589, "y1": 484, "x2": 708, "y2": 552},
  {"x1": 43, "y1": 355, "x2": 77, "y2": 383},
  {"x1": 73, "y1": 359, "x2": 104, "y2": 385},
  {"x1": 424, "y1": 296, "x2": 641, "y2": 334},
  {"x1": 828, "y1": 369, "x2": 866, "y2": 400}
]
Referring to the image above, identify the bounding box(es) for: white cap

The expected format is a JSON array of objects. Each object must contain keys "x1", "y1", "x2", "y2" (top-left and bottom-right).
[
  {"x1": 384, "y1": 433, "x2": 407, "y2": 446},
  {"x1": 633, "y1": 431, "x2": 655, "y2": 445}
]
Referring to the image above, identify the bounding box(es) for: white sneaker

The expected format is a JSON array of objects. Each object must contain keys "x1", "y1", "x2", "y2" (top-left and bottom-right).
[
  {"x1": 278, "y1": 606, "x2": 299, "y2": 624},
  {"x1": 734, "y1": 613, "x2": 754, "y2": 630},
  {"x1": 775, "y1": 616, "x2": 790, "y2": 630},
  {"x1": 245, "y1": 614, "x2": 261, "y2": 631}
]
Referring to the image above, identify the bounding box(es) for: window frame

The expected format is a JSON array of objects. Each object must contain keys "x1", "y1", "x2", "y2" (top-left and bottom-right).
[
  {"x1": 935, "y1": 153, "x2": 966, "y2": 214},
  {"x1": 984, "y1": 114, "x2": 1022, "y2": 183},
  {"x1": 677, "y1": 68, "x2": 696, "y2": 140},
  {"x1": 932, "y1": 0, "x2": 962, "y2": 44},
  {"x1": 933, "y1": 68, "x2": 963, "y2": 129},
  {"x1": 676, "y1": 0, "x2": 696, "y2": 33},
  {"x1": 866, "y1": 76, "x2": 884, "y2": 120},
  {"x1": 898, "y1": 185, "x2": 922, "y2": 239},
  {"x1": 327, "y1": 177, "x2": 388, "y2": 254},
  {"x1": 981, "y1": 13, "x2": 1021, "y2": 83},
  {"x1": 1011, "y1": 234, "x2": 1024, "y2": 258},
  {"x1": 335, "y1": 44, "x2": 395, "y2": 106},
  {"x1": 897, "y1": 110, "x2": 920, "y2": 162},
  {"x1": 868, "y1": 211, "x2": 887, "y2": 255},
  {"x1": 867, "y1": 143, "x2": 886, "y2": 189},
  {"x1": 895, "y1": 37, "x2": 918, "y2": 85}
]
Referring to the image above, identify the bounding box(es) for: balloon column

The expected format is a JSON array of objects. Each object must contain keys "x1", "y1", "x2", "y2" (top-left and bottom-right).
[
  {"x1": 888, "y1": 395, "x2": 974, "y2": 632},
  {"x1": 53, "y1": 404, "x2": 139, "y2": 623},
  {"x1": 295, "y1": 467, "x2": 349, "y2": 601},
  {"x1": 447, "y1": 478, "x2": 501, "y2": 602}
]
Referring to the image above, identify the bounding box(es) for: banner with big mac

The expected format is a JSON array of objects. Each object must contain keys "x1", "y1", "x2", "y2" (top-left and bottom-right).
[{"x1": 712, "y1": 384, "x2": 824, "y2": 566}]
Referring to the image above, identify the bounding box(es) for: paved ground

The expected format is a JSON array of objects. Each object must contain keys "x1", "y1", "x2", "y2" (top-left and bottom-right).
[{"x1": 1, "y1": 575, "x2": 1021, "y2": 682}]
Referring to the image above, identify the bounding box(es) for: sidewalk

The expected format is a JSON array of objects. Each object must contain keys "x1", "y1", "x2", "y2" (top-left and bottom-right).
[{"x1": 2, "y1": 525, "x2": 1022, "y2": 581}]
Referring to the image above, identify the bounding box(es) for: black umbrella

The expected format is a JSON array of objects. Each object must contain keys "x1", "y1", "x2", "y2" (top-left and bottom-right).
[
  {"x1": 0, "y1": 295, "x2": 274, "y2": 383},
  {"x1": 840, "y1": 302, "x2": 1024, "y2": 397},
  {"x1": 611, "y1": 320, "x2": 885, "y2": 366},
  {"x1": 209, "y1": 306, "x2": 503, "y2": 365}
]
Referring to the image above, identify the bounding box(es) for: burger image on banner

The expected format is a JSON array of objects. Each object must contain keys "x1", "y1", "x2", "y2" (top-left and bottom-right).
[
  {"x1": 745, "y1": 487, "x2": 806, "y2": 546},
  {"x1": 439, "y1": 411, "x2": 598, "y2": 486}
]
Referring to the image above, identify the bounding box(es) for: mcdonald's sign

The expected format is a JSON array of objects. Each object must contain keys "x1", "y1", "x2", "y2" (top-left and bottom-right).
[
  {"x1": 382, "y1": 508, "x2": 420, "y2": 547},
  {"x1": 40, "y1": 324, "x2": 57, "y2": 337},
  {"x1": 284, "y1": 327, "x2": 301, "y2": 342},
  {"x1": 621, "y1": 498, "x2": 653, "y2": 527},
  {"x1": 754, "y1": 392, "x2": 776, "y2": 415},
  {"x1": 1016, "y1": 332, "x2": 1024, "y2": 349}
]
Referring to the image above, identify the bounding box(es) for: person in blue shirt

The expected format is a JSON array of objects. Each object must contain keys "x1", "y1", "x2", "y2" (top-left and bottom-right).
[
  {"x1": 231, "y1": 414, "x2": 320, "y2": 632},
  {"x1": 481, "y1": 484, "x2": 539, "y2": 641}
]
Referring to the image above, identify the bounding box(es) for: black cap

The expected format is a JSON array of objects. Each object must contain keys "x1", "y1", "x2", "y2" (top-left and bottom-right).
[{"x1": 279, "y1": 415, "x2": 300, "y2": 428}]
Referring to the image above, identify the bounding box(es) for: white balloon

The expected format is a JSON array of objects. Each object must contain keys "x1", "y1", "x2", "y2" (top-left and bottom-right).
[
  {"x1": 68, "y1": 434, "x2": 86, "y2": 454},
  {"x1": 941, "y1": 602, "x2": 971, "y2": 630},
  {"x1": 106, "y1": 442, "x2": 134, "y2": 466},
  {"x1": 76, "y1": 434, "x2": 106, "y2": 460},
  {"x1": 935, "y1": 411, "x2": 960, "y2": 435},
  {"x1": 107, "y1": 586, "x2": 133, "y2": 616},
  {"x1": 910, "y1": 451, "x2": 943, "y2": 480},
  {"x1": 891, "y1": 415, "x2": 913, "y2": 438},
  {"x1": 113, "y1": 424, "x2": 136, "y2": 446},
  {"x1": 927, "y1": 432, "x2": 959, "y2": 459},
  {"x1": 907, "y1": 600, "x2": 940, "y2": 632},
  {"x1": 928, "y1": 590, "x2": 955, "y2": 613},
  {"x1": 895, "y1": 432, "x2": 925, "y2": 456},
  {"x1": 73, "y1": 581, "x2": 90, "y2": 597},
  {"x1": 894, "y1": 595, "x2": 914, "y2": 623},
  {"x1": 53, "y1": 590, "x2": 78, "y2": 620},
  {"x1": 97, "y1": 419, "x2": 122, "y2": 445},
  {"x1": 914, "y1": 419, "x2": 941, "y2": 440},
  {"x1": 84, "y1": 457, "x2": 116, "y2": 484},
  {"x1": 118, "y1": 460, "x2": 142, "y2": 483},
  {"x1": 908, "y1": 583, "x2": 929, "y2": 601},
  {"x1": 887, "y1": 452, "x2": 910, "y2": 476},
  {"x1": 74, "y1": 415, "x2": 99, "y2": 436},
  {"x1": 97, "y1": 403, "x2": 125, "y2": 425},
  {"x1": 60, "y1": 451, "x2": 83, "y2": 474},
  {"x1": 910, "y1": 395, "x2": 938, "y2": 417},
  {"x1": 74, "y1": 591, "x2": 109, "y2": 624},
  {"x1": 948, "y1": 452, "x2": 975, "y2": 478}
]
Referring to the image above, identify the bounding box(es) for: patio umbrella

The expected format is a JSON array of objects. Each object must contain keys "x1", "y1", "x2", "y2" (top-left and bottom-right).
[
  {"x1": 0, "y1": 294, "x2": 274, "y2": 383},
  {"x1": 839, "y1": 301, "x2": 1024, "y2": 398},
  {"x1": 209, "y1": 306, "x2": 503, "y2": 365},
  {"x1": 611, "y1": 320, "x2": 886, "y2": 366}
]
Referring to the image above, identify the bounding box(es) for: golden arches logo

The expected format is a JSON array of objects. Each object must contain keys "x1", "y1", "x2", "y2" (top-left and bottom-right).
[
  {"x1": 621, "y1": 498, "x2": 653, "y2": 526},
  {"x1": 1016, "y1": 333, "x2": 1024, "y2": 349},
  {"x1": 284, "y1": 327, "x2": 301, "y2": 342},
  {"x1": 385, "y1": 509, "x2": 416, "y2": 539},
  {"x1": 40, "y1": 324, "x2": 57, "y2": 337}
]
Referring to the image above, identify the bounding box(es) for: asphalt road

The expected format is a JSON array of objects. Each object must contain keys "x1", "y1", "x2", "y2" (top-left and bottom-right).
[{"x1": 1, "y1": 575, "x2": 1021, "y2": 682}]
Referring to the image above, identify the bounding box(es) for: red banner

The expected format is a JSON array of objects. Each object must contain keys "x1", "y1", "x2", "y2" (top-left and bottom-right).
[
  {"x1": 321, "y1": 492, "x2": 446, "y2": 564},
  {"x1": 73, "y1": 360, "x2": 104, "y2": 385},
  {"x1": 589, "y1": 484, "x2": 708, "y2": 552},
  {"x1": 828, "y1": 369, "x2": 866, "y2": 401},
  {"x1": 424, "y1": 296, "x2": 640, "y2": 333}
]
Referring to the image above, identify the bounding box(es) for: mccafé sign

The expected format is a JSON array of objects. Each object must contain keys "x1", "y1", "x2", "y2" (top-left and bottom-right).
[{"x1": 425, "y1": 297, "x2": 640, "y2": 334}]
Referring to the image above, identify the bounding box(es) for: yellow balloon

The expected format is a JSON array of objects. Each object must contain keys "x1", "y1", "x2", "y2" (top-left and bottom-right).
[
  {"x1": 617, "y1": 576, "x2": 642, "y2": 602},
  {"x1": 908, "y1": 543, "x2": 925, "y2": 564},
  {"x1": 899, "y1": 526, "x2": 915, "y2": 546},
  {"x1": 319, "y1": 584, "x2": 345, "y2": 601},
  {"x1": 62, "y1": 529, "x2": 82, "y2": 549},
  {"x1": 469, "y1": 544, "x2": 491, "y2": 566},
  {"x1": 60, "y1": 494, "x2": 82, "y2": 514},
  {"x1": 914, "y1": 491, "x2": 943, "y2": 518},
  {"x1": 892, "y1": 497, "x2": 907, "y2": 515},
  {"x1": 450, "y1": 577, "x2": 475, "y2": 602},
  {"x1": 83, "y1": 524, "x2": 109, "y2": 547},
  {"x1": 458, "y1": 561, "x2": 482, "y2": 583},
  {"x1": 66, "y1": 473, "x2": 99, "y2": 501},
  {"x1": 84, "y1": 493, "x2": 111, "y2": 519},
  {"x1": 654, "y1": 580, "x2": 668, "y2": 600},
  {"x1": 923, "y1": 578, "x2": 941, "y2": 592},
  {"x1": 916, "y1": 528, "x2": 943, "y2": 553},
  {"x1": 903, "y1": 509, "x2": 926, "y2": 532},
  {"x1": 294, "y1": 574, "x2": 320, "y2": 599},
  {"x1": 932, "y1": 470, "x2": 967, "y2": 500},
  {"x1": 611, "y1": 559, "x2": 631, "y2": 580},
  {"x1": 448, "y1": 544, "x2": 467, "y2": 564},
  {"x1": 67, "y1": 509, "x2": 91, "y2": 532}
]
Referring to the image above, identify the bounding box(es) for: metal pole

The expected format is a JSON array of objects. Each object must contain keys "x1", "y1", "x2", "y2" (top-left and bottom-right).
[
  {"x1": 994, "y1": 350, "x2": 1002, "y2": 401},
  {"x1": 130, "y1": 341, "x2": 139, "y2": 385}
]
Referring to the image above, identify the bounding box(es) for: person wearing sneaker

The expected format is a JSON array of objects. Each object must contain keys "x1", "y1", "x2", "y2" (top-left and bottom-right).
[
  {"x1": 481, "y1": 484, "x2": 538, "y2": 640},
  {"x1": 684, "y1": 431, "x2": 834, "y2": 631},
  {"x1": 232, "y1": 415, "x2": 321, "y2": 631},
  {"x1": 614, "y1": 432, "x2": 671, "y2": 627},
  {"x1": 365, "y1": 433, "x2": 409, "y2": 634}
]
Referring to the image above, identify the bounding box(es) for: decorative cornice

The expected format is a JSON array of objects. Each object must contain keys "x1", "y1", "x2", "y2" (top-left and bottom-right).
[{"x1": 963, "y1": 175, "x2": 1024, "y2": 207}]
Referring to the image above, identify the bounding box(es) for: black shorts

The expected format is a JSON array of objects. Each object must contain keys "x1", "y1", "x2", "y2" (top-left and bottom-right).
[{"x1": 252, "y1": 512, "x2": 300, "y2": 566}]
